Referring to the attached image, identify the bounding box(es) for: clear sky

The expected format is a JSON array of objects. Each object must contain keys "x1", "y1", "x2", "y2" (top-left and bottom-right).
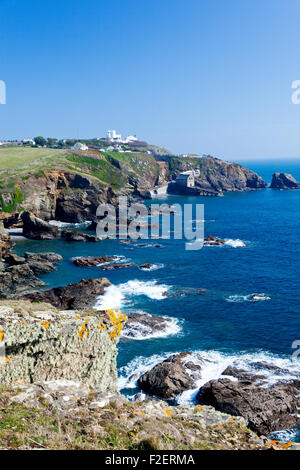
[{"x1": 1, "y1": 0, "x2": 300, "y2": 160}]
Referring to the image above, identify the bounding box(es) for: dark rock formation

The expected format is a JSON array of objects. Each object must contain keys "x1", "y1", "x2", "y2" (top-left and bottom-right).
[
  {"x1": 204, "y1": 236, "x2": 225, "y2": 246},
  {"x1": 270, "y1": 173, "x2": 300, "y2": 189},
  {"x1": 197, "y1": 366, "x2": 300, "y2": 435},
  {"x1": 138, "y1": 352, "x2": 208, "y2": 399},
  {"x1": 122, "y1": 313, "x2": 174, "y2": 339},
  {"x1": 61, "y1": 230, "x2": 101, "y2": 242},
  {"x1": 0, "y1": 264, "x2": 46, "y2": 297},
  {"x1": 20, "y1": 277, "x2": 112, "y2": 310},
  {"x1": 139, "y1": 263, "x2": 154, "y2": 270},
  {"x1": 73, "y1": 256, "x2": 116, "y2": 267},
  {"x1": 24, "y1": 252, "x2": 63, "y2": 263},
  {"x1": 21, "y1": 211, "x2": 60, "y2": 240},
  {"x1": 100, "y1": 263, "x2": 136, "y2": 271}
]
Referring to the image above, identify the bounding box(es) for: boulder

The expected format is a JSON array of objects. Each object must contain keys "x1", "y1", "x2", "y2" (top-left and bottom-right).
[
  {"x1": 197, "y1": 366, "x2": 300, "y2": 435},
  {"x1": 122, "y1": 313, "x2": 175, "y2": 339},
  {"x1": 270, "y1": 173, "x2": 300, "y2": 189},
  {"x1": 204, "y1": 236, "x2": 225, "y2": 246},
  {"x1": 25, "y1": 252, "x2": 63, "y2": 263},
  {"x1": 138, "y1": 352, "x2": 208, "y2": 399},
  {"x1": 20, "y1": 277, "x2": 112, "y2": 310}
]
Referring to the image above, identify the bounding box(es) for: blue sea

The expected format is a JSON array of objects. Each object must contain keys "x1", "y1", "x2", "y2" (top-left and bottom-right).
[{"x1": 14, "y1": 159, "x2": 300, "y2": 441}]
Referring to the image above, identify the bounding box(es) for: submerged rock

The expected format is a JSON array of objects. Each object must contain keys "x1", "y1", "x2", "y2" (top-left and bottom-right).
[
  {"x1": 61, "y1": 230, "x2": 101, "y2": 242},
  {"x1": 197, "y1": 365, "x2": 300, "y2": 435},
  {"x1": 138, "y1": 352, "x2": 208, "y2": 399},
  {"x1": 204, "y1": 235, "x2": 225, "y2": 246},
  {"x1": 270, "y1": 173, "x2": 300, "y2": 189},
  {"x1": 20, "y1": 277, "x2": 112, "y2": 310},
  {"x1": 122, "y1": 313, "x2": 175, "y2": 339}
]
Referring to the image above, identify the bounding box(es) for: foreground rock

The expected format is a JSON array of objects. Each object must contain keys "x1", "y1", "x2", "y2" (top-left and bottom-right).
[
  {"x1": 73, "y1": 256, "x2": 116, "y2": 267},
  {"x1": 270, "y1": 173, "x2": 300, "y2": 189},
  {"x1": 197, "y1": 365, "x2": 300, "y2": 435},
  {"x1": 0, "y1": 380, "x2": 265, "y2": 450},
  {"x1": 0, "y1": 300, "x2": 125, "y2": 390},
  {"x1": 138, "y1": 352, "x2": 208, "y2": 399},
  {"x1": 20, "y1": 278, "x2": 112, "y2": 310}
]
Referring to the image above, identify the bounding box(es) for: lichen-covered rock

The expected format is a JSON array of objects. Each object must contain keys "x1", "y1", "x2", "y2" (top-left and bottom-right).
[{"x1": 0, "y1": 301, "x2": 126, "y2": 391}]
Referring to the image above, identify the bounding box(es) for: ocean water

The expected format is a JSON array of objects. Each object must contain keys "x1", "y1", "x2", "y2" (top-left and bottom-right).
[{"x1": 14, "y1": 159, "x2": 300, "y2": 439}]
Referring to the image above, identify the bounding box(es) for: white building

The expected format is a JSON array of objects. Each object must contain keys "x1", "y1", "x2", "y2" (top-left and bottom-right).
[
  {"x1": 176, "y1": 171, "x2": 195, "y2": 188},
  {"x1": 107, "y1": 130, "x2": 122, "y2": 142},
  {"x1": 22, "y1": 138, "x2": 35, "y2": 145},
  {"x1": 72, "y1": 142, "x2": 88, "y2": 151},
  {"x1": 107, "y1": 130, "x2": 138, "y2": 144}
]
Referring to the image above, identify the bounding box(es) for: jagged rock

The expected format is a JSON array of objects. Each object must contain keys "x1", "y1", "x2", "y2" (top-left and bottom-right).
[
  {"x1": 138, "y1": 352, "x2": 208, "y2": 399},
  {"x1": 21, "y1": 211, "x2": 60, "y2": 240},
  {"x1": 0, "y1": 300, "x2": 125, "y2": 390},
  {"x1": 270, "y1": 173, "x2": 300, "y2": 189},
  {"x1": 100, "y1": 263, "x2": 136, "y2": 271},
  {"x1": 5, "y1": 253, "x2": 25, "y2": 265},
  {"x1": 0, "y1": 264, "x2": 46, "y2": 297},
  {"x1": 20, "y1": 278, "x2": 112, "y2": 310},
  {"x1": 197, "y1": 366, "x2": 300, "y2": 435},
  {"x1": 73, "y1": 256, "x2": 116, "y2": 267},
  {"x1": 61, "y1": 230, "x2": 101, "y2": 242},
  {"x1": 0, "y1": 219, "x2": 11, "y2": 260},
  {"x1": 122, "y1": 313, "x2": 173, "y2": 339},
  {"x1": 25, "y1": 252, "x2": 63, "y2": 263}
]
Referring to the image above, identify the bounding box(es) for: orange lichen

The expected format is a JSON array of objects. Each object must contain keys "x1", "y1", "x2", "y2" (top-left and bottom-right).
[
  {"x1": 40, "y1": 320, "x2": 51, "y2": 330},
  {"x1": 197, "y1": 406, "x2": 204, "y2": 412},
  {"x1": 105, "y1": 309, "x2": 127, "y2": 341},
  {"x1": 165, "y1": 408, "x2": 172, "y2": 417},
  {"x1": 78, "y1": 323, "x2": 89, "y2": 340},
  {"x1": 0, "y1": 330, "x2": 4, "y2": 342},
  {"x1": 265, "y1": 440, "x2": 295, "y2": 450}
]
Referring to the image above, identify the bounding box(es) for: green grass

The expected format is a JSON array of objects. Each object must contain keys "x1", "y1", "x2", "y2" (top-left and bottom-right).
[{"x1": 0, "y1": 147, "x2": 64, "y2": 170}]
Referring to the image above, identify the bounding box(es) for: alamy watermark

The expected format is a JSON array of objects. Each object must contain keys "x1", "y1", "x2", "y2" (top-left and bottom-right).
[
  {"x1": 0, "y1": 80, "x2": 6, "y2": 104},
  {"x1": 96, "y1": 196, "x2": 204, "y2": 250},
  {"x1": 291, "y1": 80, "x2": 300, "y2": 104}
]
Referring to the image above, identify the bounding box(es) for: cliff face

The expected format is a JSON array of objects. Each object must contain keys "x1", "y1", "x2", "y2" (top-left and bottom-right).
[
  {"x1": 0, "y1": 301, "x2": 126, "y2": 391},
  {"x1": 0, "y1": 151, "x2": 267, "y2": 226}
]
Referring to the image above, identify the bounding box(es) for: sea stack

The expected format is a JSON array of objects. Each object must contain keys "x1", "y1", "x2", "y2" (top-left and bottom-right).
[{"x1": 270, "y1": 173, "x2": 300, "y2": 189}]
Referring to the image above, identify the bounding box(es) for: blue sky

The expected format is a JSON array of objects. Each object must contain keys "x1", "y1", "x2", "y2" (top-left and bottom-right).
[{"x1": 0, "y1": 0, "x2": 300, "y2": 160}]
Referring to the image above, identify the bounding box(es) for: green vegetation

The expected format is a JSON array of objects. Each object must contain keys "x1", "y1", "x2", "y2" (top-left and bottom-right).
[
  {"x1": 0, "y1": 147, "x2": 65, "y2": 170},
  {"x1": 0, "y1": 187, "x2": 23, "y2": 213}
]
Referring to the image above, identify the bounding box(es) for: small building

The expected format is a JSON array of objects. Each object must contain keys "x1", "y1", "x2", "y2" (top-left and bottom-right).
[
  {"x1": 194, "y1": 168, "x2": 200, "y2": 177},
  {"x1": 72, "y1": 142, "x2": 88, "y2": 151},
  {"x1": 22, "y1": 138, "x2": 35, "y2": 146},
  {"x1": 176, "y1": 171, "x2": 195, "y2": 188}
]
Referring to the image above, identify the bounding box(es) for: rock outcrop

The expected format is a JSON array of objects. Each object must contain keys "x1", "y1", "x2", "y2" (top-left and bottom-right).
[
  {"x1": 20, "y1": 278, "x2": 112, "y2": 310},
  {"x1": 197, "y1": 365, "x2": 300, "y2": 435},
  {"x1": 270, "y1": 173, "x2": 300, "y2": 189},
  {"x1": 0, "y1": 264, "x2": 46, "y2": 297},
  {"x1": 21, "y1": 211, "x2": 60, "y2": 240},
  {"x1": 0, "y1": 300, "x2": 125, "y2": 390},
  {"x1": 138, "y1": 352, "x2": 208, "y2": 399},
  {"x1": 73, "y1": 256, "x2": 116, "y2": 267}
]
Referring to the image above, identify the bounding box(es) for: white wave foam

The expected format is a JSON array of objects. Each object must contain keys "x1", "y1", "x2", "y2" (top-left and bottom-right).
[
  {"x1": 224, "y1": 239, "x2": 246, "y2": 248},
  {"x1": 121, "y1": 313, "x2": 182, "y2": 340},
  {"x1": 117, "y1": 349, "x2": 300, "y2": 405},
  {"x1": 226, "y1": 293, "x2": 271, "y2": 303},
  {"x1": 139, "y1": 263, "x2": 164, "y2": 271},
  {"x1": 177, "y1": 350, "x2": 300, "y2": 404},
  {"x1": 94, "y1": 279, "x2": 170, "y2": 310},
  {"x1": 269, "y1": 428, "x2": 300, "y2": 442},
  {"x1": 49, "y1": 220, "x2": 91, "y2": 229}
]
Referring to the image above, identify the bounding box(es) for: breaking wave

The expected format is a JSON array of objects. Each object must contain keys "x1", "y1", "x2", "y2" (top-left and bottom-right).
[
  {"x1": 94, "y1": 279, "x2": 170, "y2": 310},
  {"x1": 121, "y1": 312, "x2": 182, "y2": 340},
  {"x1": 224, "y1": 239, "x2": 246, "y2": 248},
  {"x1": 226, "y1": 293, "x2": 271, "y2": 303}
]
